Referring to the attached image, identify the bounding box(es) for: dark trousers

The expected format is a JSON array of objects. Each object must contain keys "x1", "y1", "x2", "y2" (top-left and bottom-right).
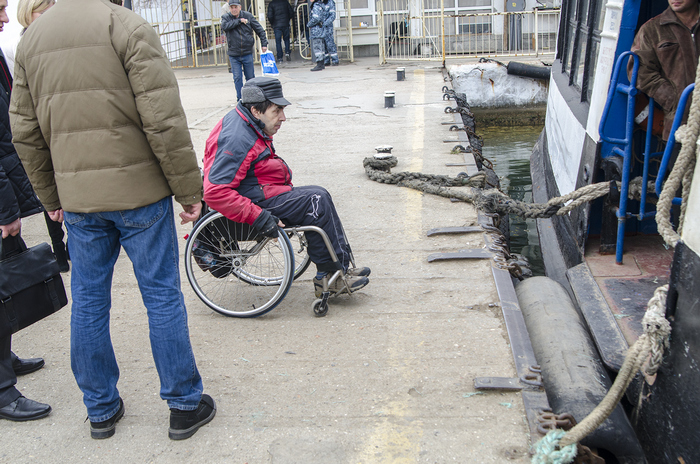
[
  {"x1": 273, "y1": 26, "x2": 291, "y2": 59},
  {"x1": 0, "y1": 237, "x2": 22, "y2": 408},
  {"x1": 0, "y1": 338, "x2": 21, "y2": 408},
  {"x1": 44, "y1": 211, "x2": 65, "y2": 249},
  {"x1": 258, "y1": 185, "x2": 352, "y2": 273}
]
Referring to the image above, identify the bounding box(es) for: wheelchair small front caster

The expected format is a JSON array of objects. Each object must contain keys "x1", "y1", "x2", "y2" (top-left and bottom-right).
[{"x1": 312, "y1": 298, "x2": 329, "y2": 317}]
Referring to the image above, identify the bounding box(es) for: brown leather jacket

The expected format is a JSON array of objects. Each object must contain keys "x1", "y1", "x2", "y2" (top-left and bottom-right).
[{"x1": 631, "y1": 7, "x2": 700, "y2": 140}]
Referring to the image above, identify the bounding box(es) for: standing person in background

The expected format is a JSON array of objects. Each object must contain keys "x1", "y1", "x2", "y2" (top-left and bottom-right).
[
  {"x1": 6, "y1": 0, "x2": 68, "y2": 272},
  {"x1": 321, "y1": 0, "x2": 338, "y2": 65},
  {"x1": 10, "y1": 0, "x2": 215, "y2": 440},
  {"x1": 307, "y1": 0, "x2": 325, "y2": 71},
  {"x1": 267, "y1": 0, "x2": 293, "y2": 62},
  {"x1": 222, "y1": 0, "x2": 268, "y2": 101},
  {"x1": 0, "y1": 0, "x2": 51, "y2": 423}
]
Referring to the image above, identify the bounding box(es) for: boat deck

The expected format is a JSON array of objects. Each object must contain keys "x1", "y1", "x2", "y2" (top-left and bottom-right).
[{"x1": 584, "y1": 234, "x2": 674, "y2": 346}]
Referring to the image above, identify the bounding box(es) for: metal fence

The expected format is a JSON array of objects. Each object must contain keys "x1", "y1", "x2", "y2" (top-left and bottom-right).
[
  {"x1": 136, "y1": 0, "x2": 246, "y2": 68},
  {"x1": 136, "y1": 0, "x2": 558, "y2": 68},
  {"x1": 378, "y1": 1, "x2": 559, "y2": 63}
]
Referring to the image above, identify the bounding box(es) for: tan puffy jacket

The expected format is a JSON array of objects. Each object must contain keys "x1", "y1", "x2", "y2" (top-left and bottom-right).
[{"x1": 9, "y1": 0, "x2": 202, "y2": 212}]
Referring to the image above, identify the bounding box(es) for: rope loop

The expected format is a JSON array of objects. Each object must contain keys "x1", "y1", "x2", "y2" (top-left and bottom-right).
[{"x1": 531, "y1": 429, "x2": 577, "y2": 464}]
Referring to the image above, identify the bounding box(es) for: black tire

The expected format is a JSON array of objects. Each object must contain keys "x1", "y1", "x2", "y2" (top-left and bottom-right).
[
  {"x1": 185, "y1": 211, "x2": 294, "y2": 317},
  {"x1": 312, "y1": 298, "x2": 328, "y2": 317}
]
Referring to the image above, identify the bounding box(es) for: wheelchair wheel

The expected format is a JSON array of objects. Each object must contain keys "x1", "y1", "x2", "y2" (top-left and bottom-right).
[
  {"x1": 185, "y1": 211, "x2": 294, "y2": 318},
  {"x1": 287, "y1": 230, "x2": 312, "y2": 280}
]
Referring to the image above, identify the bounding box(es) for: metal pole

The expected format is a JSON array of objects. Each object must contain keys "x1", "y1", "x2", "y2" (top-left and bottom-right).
[
  {"x1": 441, "y1": 0, "x2": 445, "y2": 66},
  {"x1": 534, "y1": 8, "x2": 539, "y2": 57},
  {"x1": 378, "y1": 0, "x2": 385, "y2": 64}
]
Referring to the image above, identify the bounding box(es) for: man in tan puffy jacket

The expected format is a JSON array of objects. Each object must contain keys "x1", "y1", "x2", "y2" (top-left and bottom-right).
[{"x1": 9, "y1": 0, "x2": 216, "y2": 441}]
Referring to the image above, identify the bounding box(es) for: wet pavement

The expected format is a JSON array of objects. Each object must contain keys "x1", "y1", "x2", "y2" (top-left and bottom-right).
[{"x1": 2, "y1": 56, "x2": 532, "y2": 463}]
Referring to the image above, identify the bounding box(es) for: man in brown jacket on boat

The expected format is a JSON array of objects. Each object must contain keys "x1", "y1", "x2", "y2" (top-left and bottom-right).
[
  {"x1": 8, "y1": 0, "x2": 215, "y2": 441},
  {"x1": 631, "y1": 0, "x2": 700, "y2": 141}
]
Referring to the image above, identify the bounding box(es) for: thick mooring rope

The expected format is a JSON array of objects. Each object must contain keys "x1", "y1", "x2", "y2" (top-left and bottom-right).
[
  {"x1": 364, "y1": 156, "x2": 652, "y2": 219},
  {"x1": 656, "y1": 57, "x2": 700, "y2": 247}
]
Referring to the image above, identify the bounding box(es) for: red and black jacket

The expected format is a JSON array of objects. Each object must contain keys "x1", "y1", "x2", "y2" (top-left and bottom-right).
[{"x1": 203, "y1": 103, "x2": 292, "y2": 225}]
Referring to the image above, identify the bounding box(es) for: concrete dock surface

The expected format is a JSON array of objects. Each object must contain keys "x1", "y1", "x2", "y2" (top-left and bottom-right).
[{"x1": 3, "y1": 56, "x2": 533, "y2": 463}]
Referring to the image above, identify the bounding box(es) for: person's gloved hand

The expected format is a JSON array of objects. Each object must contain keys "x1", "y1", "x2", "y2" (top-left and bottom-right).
[{"x1": 252, "y1": 210, "x2": 280, "y2": 238}]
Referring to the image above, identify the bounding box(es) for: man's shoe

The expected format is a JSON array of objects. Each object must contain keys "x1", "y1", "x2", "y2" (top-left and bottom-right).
[
  {"x1": 169, "y1": 394, "x2": 216, "y2": 440},
  {"x1": 313, "y1": 274, "x2": 369, "y2": 298},
  {"x1": 347, "y1": 266, "x2": 371, "y2": 277},
  {"x1": 310, "y1": 62, "x2": 325, "y2": 71},
  {"x1": 0, "y1": 396, "x2": 51, "y2": 421},
  {"x1": 331, "y1": 61, "x2": 339, "y2": 66},
  {"x1": 12, "y1": 356, "x2": 45, "y2": 376},
  {"x1": 285, "y1": 53, "x2": 291, "y2": 61},
  {"x1": 90, "y1": 399, "x2": 124, "y2": 439}
]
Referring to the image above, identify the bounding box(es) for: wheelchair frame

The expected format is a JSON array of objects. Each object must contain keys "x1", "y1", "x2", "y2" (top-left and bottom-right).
[{"x1": 184, "y1": 210, "x2": 357, "y2": 318}]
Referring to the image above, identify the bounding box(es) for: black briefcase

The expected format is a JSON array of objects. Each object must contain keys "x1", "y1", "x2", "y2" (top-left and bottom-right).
[{"x1": 0, "y1": 235, "x2": 68, "y2": 339}]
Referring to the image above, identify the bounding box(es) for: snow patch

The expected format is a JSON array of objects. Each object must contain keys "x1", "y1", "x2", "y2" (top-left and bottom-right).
[{"x1": 449, "y1": 62, "x2": 548, "y2": 108}]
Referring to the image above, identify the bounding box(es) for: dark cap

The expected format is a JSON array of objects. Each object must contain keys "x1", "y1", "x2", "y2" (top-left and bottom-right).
[
  {"x1": 241, "y1": 77, "x2": 291, "y2": 106},
  {"x1": 228, "y1": 0, "x2": 240, "y2": 5}
]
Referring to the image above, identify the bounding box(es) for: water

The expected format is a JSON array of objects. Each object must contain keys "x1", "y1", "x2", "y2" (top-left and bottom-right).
[{"x1": 480, "y1": 125, "x2": 545, "y2": 276}]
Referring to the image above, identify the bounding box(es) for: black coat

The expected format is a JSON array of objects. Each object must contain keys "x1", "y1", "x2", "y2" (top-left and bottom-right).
[
  {"x1": 222, "y1": 10, "x2": 268, "y2": 57},
  {"x1": 267, "y1": 0, "x2": 294, "y2": 29},
  {"x1": 0, "y1": 52, "x2": 42, "y2": 226}
]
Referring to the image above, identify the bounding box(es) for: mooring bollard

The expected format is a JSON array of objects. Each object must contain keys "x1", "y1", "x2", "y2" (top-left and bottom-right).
[
  {"x1": 396, "y1": 67, "x2": 405, "y2": 81},
  {"x1": 384, "y1": 91, "x2": 395, "y2": 108}
]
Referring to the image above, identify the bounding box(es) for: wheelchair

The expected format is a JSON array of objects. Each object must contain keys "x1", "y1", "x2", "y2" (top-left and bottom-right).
[{"x1": 184, "y1": 209, "x2": 359, "y2": 318}]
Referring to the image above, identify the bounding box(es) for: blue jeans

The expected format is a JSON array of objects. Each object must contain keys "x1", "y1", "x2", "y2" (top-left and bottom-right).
[
  {"x1": 229, "y1": 54, "x2": 255, "y2": 100},
  {"x1": 64, "y1": 197, "x2": 203, "y2": 422},
  {"x1": 273, "y1": 26, "x2": 291, "y2": 59}
]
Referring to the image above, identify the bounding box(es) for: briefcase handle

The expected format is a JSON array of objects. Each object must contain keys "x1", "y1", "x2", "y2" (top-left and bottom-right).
[{"x1": 0, "y1": 234, "x2": 29, "y2": 260}]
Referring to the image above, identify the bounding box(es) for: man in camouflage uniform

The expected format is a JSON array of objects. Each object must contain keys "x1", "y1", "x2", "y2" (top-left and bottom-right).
[
  {"x1": 308, "y1": 0, "x2": 326, "y2": 71},
  {"x1": 322, "y1": 0, "x2": 338, "y2": 65}
]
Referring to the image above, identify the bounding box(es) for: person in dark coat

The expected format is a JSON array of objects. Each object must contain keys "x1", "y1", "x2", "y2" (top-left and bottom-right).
[
  {"x1": 0, "y1": 0, "x2": 51, "y2": 422},
  {"x1": 267, "y1": 0, "x2": 294, "y2": 62},
  {"x1": 221, "y1": 0, "x2": 268, "y2": 100}
]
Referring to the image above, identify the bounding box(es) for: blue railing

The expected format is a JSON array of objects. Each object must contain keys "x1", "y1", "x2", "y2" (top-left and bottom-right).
[
  {"x1": 598, "y1": 51, "x2": 687, "y2": 264},
  {"x1": 655, "y1": 83, "x2": 693, "y2": 206},
  {"x1": 599, "y1": 51, "x2": 641, "y2": 264}
]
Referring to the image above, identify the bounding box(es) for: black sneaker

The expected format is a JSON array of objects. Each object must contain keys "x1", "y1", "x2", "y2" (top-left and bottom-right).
[
  {"x1": 168, "y1": 394, "x2": 216, "y2": 440},
  {"x1": 90, "y1": 399, "x2": 124, "y2": 439}
]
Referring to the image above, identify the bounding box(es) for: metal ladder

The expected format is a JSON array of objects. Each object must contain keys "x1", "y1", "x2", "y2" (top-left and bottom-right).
[{"x1": 598, "y1": 51, "x2": 683, "y2": 264}]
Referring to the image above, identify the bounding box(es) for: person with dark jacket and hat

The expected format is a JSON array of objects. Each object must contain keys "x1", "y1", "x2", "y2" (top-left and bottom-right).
[
  {"x1": 222, "y1": 0, "x2": 268, "y2": 100},
  {"x1": 267, "y1": 0, "x2": 294, "y2": 62},
  {"x1": 0, "y1": 0, "x2": 51, "y2": 422},
  {"x1": 203, "y1": 77, "x2": 371, "y2": 297}
]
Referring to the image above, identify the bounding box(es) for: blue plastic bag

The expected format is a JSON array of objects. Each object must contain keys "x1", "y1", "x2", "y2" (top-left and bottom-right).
[{"x1": 260, "y1": 51, "x2": 279, "y2": 77}]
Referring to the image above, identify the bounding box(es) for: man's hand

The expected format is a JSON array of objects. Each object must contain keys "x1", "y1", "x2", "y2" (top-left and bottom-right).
[
  {"x1": 180, "y1": 202, "x2": 203, "y2": 225},
  {"x1": 262, "y1": 46, "x2": 267, "y2": 53},
  {"x1": 48, "y1": 209, "x2": 64, "y2": 223},
  {"x1": 241, "y1": 17, "x2": 248, "y2": 24},
  {"x1": 0, "y1": 218, "x2": 21, "y2": 239}
]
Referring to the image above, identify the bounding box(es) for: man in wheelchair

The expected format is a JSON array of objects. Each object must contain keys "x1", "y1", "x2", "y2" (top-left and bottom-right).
[{"x1": 202, "y1": 77, "x2": 370, "y2": 297}]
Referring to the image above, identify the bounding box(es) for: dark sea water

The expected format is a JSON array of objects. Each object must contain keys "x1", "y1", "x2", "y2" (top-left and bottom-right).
[{"x1": 480, "y1": 125, "x2": 545, "y2": 276}]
